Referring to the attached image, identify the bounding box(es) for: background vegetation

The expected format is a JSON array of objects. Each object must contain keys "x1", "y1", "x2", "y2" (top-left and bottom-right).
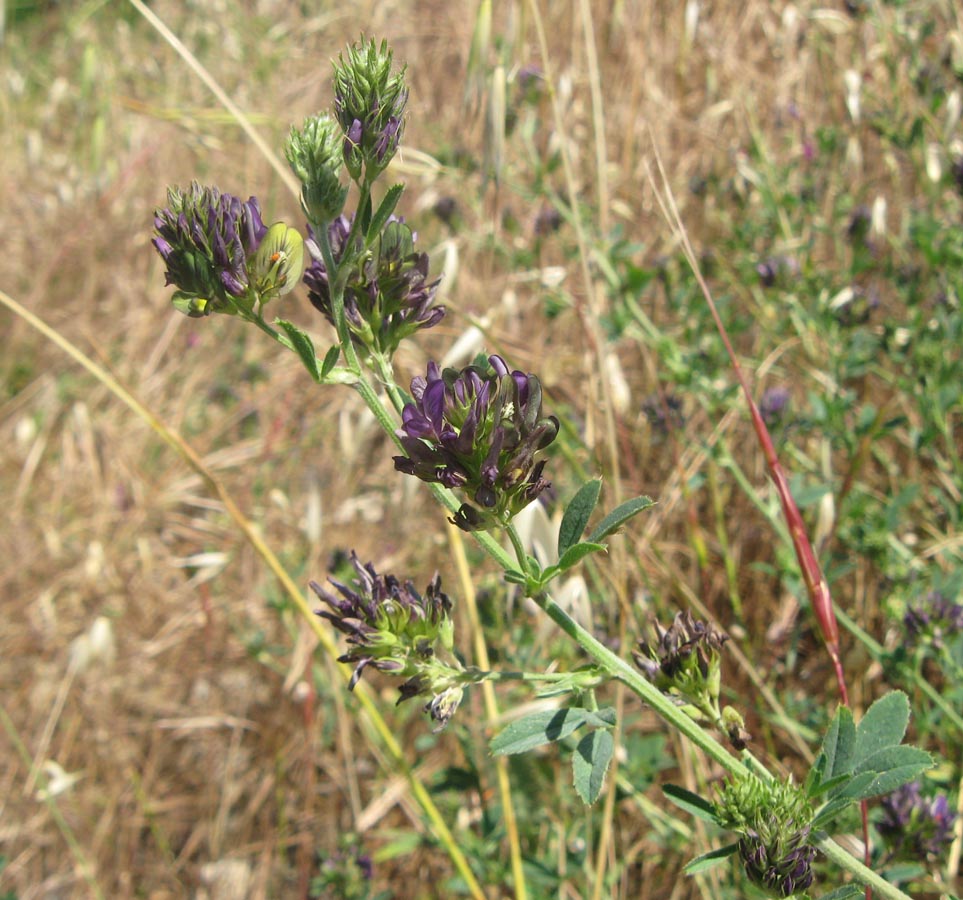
[{"x1": 1, "y1": 0, "x2": 961, "y2": 897}]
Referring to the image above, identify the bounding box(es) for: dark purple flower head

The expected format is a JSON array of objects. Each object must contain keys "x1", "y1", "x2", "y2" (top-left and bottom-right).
[
  {"x1": 303, "y1": 216, "x2": 444, "y2": 357},
  {"x1": 878, "y1": 781, "x2": 957, "y2": 860},
  {"x1": 393, "y1": 355, "x2": 559, "y2": 532},
  {"x1": 634, "y1": 611, "x2": 729, "y2": 719},
  {"x1": 153, "y1": 182, "x2": 267, "y2": 317},
  {"x1": 332, "y1": 37, "x2": 408, "y2": 181},
  {"x1": 310, "y1": 552, "x2": 468, "y2": 730},
  {"x1": 738, "y1": 825, "x2": 816, "y2": 897},
  {"x1": 756, "y1": 254, "x2": 800, "y2": 288},
  {"x1": 903, "y1": 591, "x2": 963, "y2": 651},
  {"x1": 759, "y1": 386, "x2": 791, "y2": 426},
  {"x1": 310, "y1": 551, "x2": 453, "y2": 690}
]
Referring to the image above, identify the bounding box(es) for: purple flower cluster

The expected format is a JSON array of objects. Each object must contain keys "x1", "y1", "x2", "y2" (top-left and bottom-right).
[
  {"x1": 310, "y1": 552, "x2": 452, "y2": 691},
  {"x1": 634, "y1": 611, "x2": 728, "y2": 685},
  {"x1": 738, "y1": 822, "x2": 816, "y2": 897},
  {"x1": 153, "y1": 182, "x2": 267, "y2": 316},
  {"x1": 878, "y1": 781, "x2": 957, "y2": 860},
  {"x1": 304, "y1": 216, "x2": 443, "y2": 356},
  {"x1": 903, "y1": 591, "x2": 963, "y2": 650},
  {"x1": 393, "y1": 355, "x2": 559, "y2": 531}
]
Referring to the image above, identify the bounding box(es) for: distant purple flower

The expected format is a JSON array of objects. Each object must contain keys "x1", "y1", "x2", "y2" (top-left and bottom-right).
[
  {"x1": 303, "y1": 215, "x2": 444, "y2": 357},
  {"x1": 756, "y1": 255, "x2": 800, "y2": 288},
  {"x1": 903, "y1": 592, "x2": 963, "y2": 650},
  {"x1": 153, "y1": 182, "x2": 267, "y2": 316},
  {"x1": 534, "y1": 205, "x2": 563, "y2": 236},
  {"x1": 878, "y1": 781, "x2": 956, "y2": 860},
  {"x1": 759, "y1": 386, "x2": 791, "y2": 426},
  {"x1": 642, "y1": 392, "x2": 685, "y2": 434},
  {"x1": 393, "y1": 355, "x2": 559, "y2": 531}
]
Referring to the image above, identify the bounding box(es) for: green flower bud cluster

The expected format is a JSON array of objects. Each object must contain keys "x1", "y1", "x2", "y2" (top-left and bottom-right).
[
  {"x1": 333, "y1": 36, "x2": 408, "y2": 182},
  {"x1": 285, "y1": 113, "x2": 349, "y2": 225},
  {"x1": 717, "y1": 777, "x2": 817, "y2": 898}
]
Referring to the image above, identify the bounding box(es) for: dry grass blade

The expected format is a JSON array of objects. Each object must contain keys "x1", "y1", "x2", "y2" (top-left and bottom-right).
[{"x1": 0, "y1": 286, "x2": 487, "y2": 900}]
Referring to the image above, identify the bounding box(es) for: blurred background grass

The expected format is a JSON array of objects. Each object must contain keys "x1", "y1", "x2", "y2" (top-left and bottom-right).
[{"x1": 1, "y1": 1, "x2": 962, "y2": 897}]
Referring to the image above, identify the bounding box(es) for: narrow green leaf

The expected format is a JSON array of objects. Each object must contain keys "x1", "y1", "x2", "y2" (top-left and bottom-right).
[
  {"x1": 812, "y1": 796, "x2": 855, "y2": 829},
  {"x1": 491, "y1": 708, "x2": 614, "y2": 756},
  {"x1": 275, "y1": 319, "x2": 321, "y2": 382},
  {"x1": 853, "y1": 744, "x2": 933, "y2": 777},
  {"x1": 823, "y1": 705, "x2": 856, "y2": 781},
  {"x1": 808, "y1": 772, "x2": 851, "y2": 800},
  {"x1": 558, "y1": 480, "x2": 602, "y2": 556},
  {"x1": 586, "y1": 496, "x2": 655, "y2": 543},
  {"x1": 840, "y1": 760, "x2": 933, "y2": 802},
  {"x1": 818, "y1": 885, "x2": 864, "y2": 900},
  {"x1": 683, "y1": 843, "x2": 739, "y2": 875},
  {"x1": 852, "y1": 691, "x2": 910, "y2": 771},
  {"x1": 503, "y1": 569, "x2": 528, "y2": 585},
  {"x1": 572, "y1": 729, "x2": 614, "y2": 804},
  {"x1": 366, "y1": 184, "x2": 404, "y2": 243},
  {"x1": 556, "y1": 541, "x2": 607, "y2": 572},
  {"x1": 320, "y1": 344, "x2": 341, "y2": 378},
  {"x1": 662, "y1": 784, "x2": 722, "y2": 825}
]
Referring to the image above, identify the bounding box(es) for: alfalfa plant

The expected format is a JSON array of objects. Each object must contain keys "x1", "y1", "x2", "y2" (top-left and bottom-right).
[{"x1": 150, "y1": 35, "x2": 943, "y2": 900}]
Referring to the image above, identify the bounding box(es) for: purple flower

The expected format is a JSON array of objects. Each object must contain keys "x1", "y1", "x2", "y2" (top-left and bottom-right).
[
  {"x1": 310, "y1": 552, "x2": 452, "y2": 691},
  {"x1": 303, "y1": 215, "x2": 444, "y2": 357},
  {"x1": 310, "y1": 553, "x2": 468, "y2": 730},
  {"x1": 903, "y1": 591, "x2": 963, "y2": 651},
  {"x1": 738, "y1": 823, "x2": 816, "y2": 897},
  {"x1": 635, "y1": 612, "x2": 728, "y2": 682},
  {"x1": 153, "y1": 182, "x2": 267, "y2": 316},
  {"x1": 878, "y1": 781, "x2": 956, "y2": 860},
  {"x1": 393, "y1": 355, "x2": 559, "y2": 531},
  {"x1": 759, "y1": 386, "x2": 791, "y2": 426}
]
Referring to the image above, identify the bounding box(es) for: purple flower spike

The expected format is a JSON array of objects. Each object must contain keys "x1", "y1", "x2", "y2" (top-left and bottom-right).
[
  {"x1": 153, "y1": 182, "x2": 268, "y2": 317},
  {"x1": 303, "y1": 215, "x2": 444, "y2": 358},
  {"x1": 878, "y1": 781, "x2": 957, "y2": 861},
  {"x1": 393, "y1": 355, "x2": 559, "y2": 532}
]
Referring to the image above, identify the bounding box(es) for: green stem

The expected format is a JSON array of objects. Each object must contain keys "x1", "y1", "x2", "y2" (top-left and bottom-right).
[
  {"x1": 815, "y1": 833, "x2": 911, "y2": 900},
  {"x1": 506, "y1": 523, "x2": 530, "y2": 570},
  {"x1": 314, "y1": 223, "x2": 362, "y2": 375}
]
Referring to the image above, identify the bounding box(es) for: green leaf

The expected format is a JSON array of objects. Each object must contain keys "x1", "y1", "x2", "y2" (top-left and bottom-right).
[
  {"x1": 556, "y1": 541, "x2": 607, "y2": 572},
  {"x1": 818, "y1": 885, "x2": 864, "y2": 900},
  {"x1": 503, "y1": 569, "x2": 528, "y2": 585},
  {"x1": 558, "y1": 480, "x2": 602, "y2": 556},
  {"x1": 839, "y1": 758, "x2": 933, "y2": 802},
  {"x1": 572, "y1": 729, "x2": 614, "y2": 804},
  {"x1": 662, "y1": 784, "x2": 722, "y2": 825},
  {"x1": 853, "y1": 744, "x2": 932, "y2": 777},
  {"x1": 682, "y1": 843, "x2": 739, "y2": 875},
  {"x1": 490, "y1": 708, "x2": 616, "y2": 756},
  {"x1": 320, "y1": 344, "x2": 341, "y2": 378},
  {"x1": 822, "y1": 705, "x2": 856, "y2": 782},
  {"x1": 275, "y1": 319, "x2": 321, "y2": 382},
  {"x1": 852, "y1": 691, "x2": 910, "y2": 771},
  {"x1": 812, "y1": 796, "x2": 856, "y2": 829},
  {"x1": 366, "y1": 184, "x2": 404, "y2": 243},
  {"x1": 586, "y1": 496, "x2": 656, "y2": 543}
]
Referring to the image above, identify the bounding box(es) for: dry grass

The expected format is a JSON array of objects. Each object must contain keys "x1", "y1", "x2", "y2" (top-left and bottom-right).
[{"x1": 1, "y1": 1, "x2": 960, "y2": 898}]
